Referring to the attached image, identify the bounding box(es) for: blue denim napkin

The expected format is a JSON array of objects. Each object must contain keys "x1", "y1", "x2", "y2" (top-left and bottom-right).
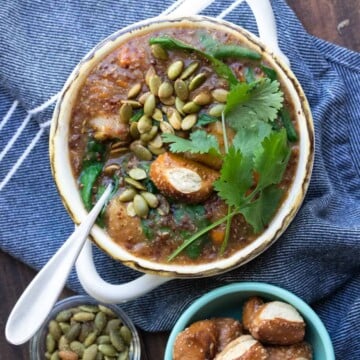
[{"x1": 1, "y1": 1, "x2": 359, "y2": 358}]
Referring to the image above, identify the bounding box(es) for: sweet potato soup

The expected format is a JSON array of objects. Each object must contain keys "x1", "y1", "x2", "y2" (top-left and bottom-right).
[{"x1": 69, "y1": 24, "x2": 299, "y2": 265}]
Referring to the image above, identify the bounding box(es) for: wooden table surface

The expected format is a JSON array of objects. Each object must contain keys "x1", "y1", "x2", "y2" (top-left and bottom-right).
[{"x1": 1, "y1": 1, "x2": 359, "y2": 359}]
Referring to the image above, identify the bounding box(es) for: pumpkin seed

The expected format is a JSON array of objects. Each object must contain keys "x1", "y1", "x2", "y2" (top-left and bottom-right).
[
  {"x1": 160, "y1": 96, "x2": 175, "y2": 106},
  {"x1": 56, "y1": 310, "x2": 73, "y2": 323},
  {"x1": 148, "y1": 144, "x2": 166, "y2": 155},
  {"x1": 65, "y1": 323, "x2": 81, "y2": 342},
  {"x1": 58, "y1": 350, "x2": 78, "y2": 360},
  {"x1": 109, "y1": 147, "x2": 129, "y2": 157},
  {"x1": 141, "y1": 192, "x2": 159, "y2": 208},
  {"x1": 79, "y1": 305, "x2": 99, "y2": 313},
  {"x1": 49, "y1": 320, "x2": 62, "y2": 341},
  {"x1": 58, "y1": 335, "x2": 70, "y2": 351},
  {"x1": 159, "y1": 121, "x2": 175, "y2": 134},
  {"x1": 141, "y1": 125, "x2": 158, "y2": 142},
  {"x1": 133, "y1": 194, "x2": 149, "y2": 218},
  {"x1": 104, "y1": 164, "x2": 120, "y2": 175},
  {"x1": 193, "y1": 91, "x2": 212, "y2": 105},
  {"x1": 78, "y1": 322, "x2": 93, "y2": 343},
  {"x1": 97, "y1": 335, "x2": 111, "y2": 345},
  {"x1": 117, "y1": 349, "x2": 129, "y2": 360},
  {"x1": 127, "y1": 83, "x2": 142, "y2": 99},
  {"x1": 119, "y1": 326, "x2": 132, "y2": 345},
  {"x1": 152, "y1": 108, "x2": 163, "y2": 122},
  {"x1": 151, "y1": 44, "x2": 169, "y2": 60},
  {"x1": 175, "y1": 97, "x2": 185, "y2": 115},
  {"x1": 51, "y1": 351, "x2": 60, "y2": 360},
  {"x1": 129, "y1": 122, "x2": 140, "y2": 139},
  {"x1": 145, "y1": 66, "x2": 156, "y2": 86},
  {"x1": 109, "y1": 329, "x2": 126, "y2": 352},
  {"x1": 124, "y1": 177, "x2": 146, "y2": 190},
  {"x1": 119, "y1": 103, "x2": 132, "y2": 124},
  {"x1": 126, "y1": 202, "x2": 136, "y2": 217},
  {"x1": 158, "y1": 81, "x2": 173, "y2": 98},
  {"x1": 168, "y1": 109, "x2": 182, "y2": 130},
  {"x1": 98, "y1": 344, "x2": 117, "y2": 357},
  {"x1": 182, "y1": 101, "x2": 201, "y2": 114},
  {"x1": 72, "y1": 312, "x2": 95, "y2": 322},
  {"x1": 138, "y1": 91, "x2": 151, "y2": 105},
  {"x1": 149, "y1": 134, "x2": 163, "y2": 148},
  {"x1": 143, "y1": 93, "x2": 156, "y2": 116},
  {"x1": 181, "y1": 114, "x2": 197, "y2": 130},
  {"x1": 119, "y1": 188, "x2": 137, "y2": 202},
  {"x1": 208, "y1": 103, "x2": 225, "y2": 117},
  {"x1": 149, "y1": 75, "x2": 161, "y2": 96},
  {"x1": 82, "y1": 344, "x2": 98, "y2": 360},
  {"x1": 180, "y1": 61, "x2": 199, "y2": 79},
  {"x1": 129, "y1": 168, "x2": 147, "y2": 180},
  {"x1": 47, "y1": 333, "x2": 56, "y2": 353},
  {"x1": 84, "y1": 331, "x2": 98, "y2": 347},
  {"x1": 174, "y1": 79, "x2": 189, "y2": 101},
  {"x1": 211, "y1": 88, "x2": 228, "y2": 103},
  {"x1": 98, "y1": 305, "x2": 117, "y2": 318},
  {"x1": 70, "y1": 341, "x2": 85, "y2": 357},
  {"x1": 167, "y1": 60, "x2": 184, "y2": 80},
  {"x1": 120, "y1": 99, "x2": 141, "y2": 108},
  {"x1": 137, "y1": 115, "x2": 152, "y2": 133},
  {"x1": 131, "y1": 143, "x2": 153, "y2": 161},
  {"x1": 59, "y1": 322, "x2": 71, "y2": 335},
  {"x1": 189, "y1": 73, "x2": 207, "y2": 91}
]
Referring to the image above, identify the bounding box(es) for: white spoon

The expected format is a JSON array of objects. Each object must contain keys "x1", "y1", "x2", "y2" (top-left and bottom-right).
[{"x1": 5, "y1": 183, "x2": 113, "y2": 345}]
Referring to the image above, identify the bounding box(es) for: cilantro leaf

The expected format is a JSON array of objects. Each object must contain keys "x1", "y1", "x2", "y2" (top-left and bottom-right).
[
  {"x1": 197, "y1": 113, "x2": 219, "y2": 126},
  {"x1": 162, "y1": 130, "x2": 221, "y2": 156},
  {"x1": 225, "y1": 79, "x2": 284, "y2": 130},
  {"x1": 240, "y1": 185, "x2": 283, "y2": 233},
  {"x1": 254, "y1": 129, "x2": 291, "y2": 189},
  {"x1": 232, "y1": 121, "x2": 272, "y2": 158},
  {"x1": 213, "y1": 147, "x2": 253, "y2": 208}
]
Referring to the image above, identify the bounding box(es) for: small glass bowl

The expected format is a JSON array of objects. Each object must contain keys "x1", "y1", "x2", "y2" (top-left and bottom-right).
[{"x1": 29, "y1": 295, "x2": 141, "y2": 360}]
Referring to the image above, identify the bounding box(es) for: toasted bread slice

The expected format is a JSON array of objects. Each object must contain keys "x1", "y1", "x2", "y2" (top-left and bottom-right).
[{"x1": 149, "y1": 152, "x2": 219, "y2": 203}]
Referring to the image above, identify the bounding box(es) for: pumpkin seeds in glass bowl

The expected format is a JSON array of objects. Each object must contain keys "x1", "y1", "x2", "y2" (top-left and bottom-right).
[{"x1": 29, "y1": 295, "x2": 140, "y2": 360}]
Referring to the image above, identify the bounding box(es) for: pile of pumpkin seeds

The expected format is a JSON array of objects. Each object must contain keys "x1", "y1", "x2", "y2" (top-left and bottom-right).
[
  {"x1": 44, "y1": 304, "x2": 133, "y2": 360},
  {"x1": 119, "y1": 168, "x2": 159, "y2": 218},
  {"x1": 117, "y1": 43, "x2": 229, "y2": 164}
]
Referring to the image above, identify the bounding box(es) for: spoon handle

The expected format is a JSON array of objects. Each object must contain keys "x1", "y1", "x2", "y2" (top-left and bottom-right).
[{"x1": 5, "y1": 184, "x2": 112, "y2": 345}]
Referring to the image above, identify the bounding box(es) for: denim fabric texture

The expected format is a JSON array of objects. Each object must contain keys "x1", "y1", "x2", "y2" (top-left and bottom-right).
[{"x1": 0, "y1": 0, "x2": 359, "y2": 358}]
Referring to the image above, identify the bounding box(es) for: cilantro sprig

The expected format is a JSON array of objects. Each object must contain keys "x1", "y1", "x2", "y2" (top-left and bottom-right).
[
  {"x1": 148, "y1": 35, "x2": 293, "y2": 260},
  {"x1": 162, "y1": 130, "x2": 221, "y2": 156}
]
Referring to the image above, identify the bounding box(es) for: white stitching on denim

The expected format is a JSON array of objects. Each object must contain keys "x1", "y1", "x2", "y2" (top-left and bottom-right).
[
  {"x1": 217, "y1": 0, "x2": 245, "y2": 19},
  {"x1": 0, "y1": 126, "x2": 45, "y2": 191},
  {"x1": 0, "y1": 113, "x2": 32, "y2": 162},
  {"x1": 0, "y1": 100, "x2": 18, "y2": 132}
]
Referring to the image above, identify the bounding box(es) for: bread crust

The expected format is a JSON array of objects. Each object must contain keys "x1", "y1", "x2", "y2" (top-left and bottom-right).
[
  {"x1": 149, "y1": 152, "x2": 219, "y2": 203},
  {"x1": 266, "y1": 341, "x2": 313, "y2": 359}
]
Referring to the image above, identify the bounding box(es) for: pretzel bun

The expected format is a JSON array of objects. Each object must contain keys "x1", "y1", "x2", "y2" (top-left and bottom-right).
[
  {"x1": 149, "y1": 152, "x2": 219, "y2": 203},
  {"x1": 266, "y1": 341, "x2": 313, "y2": 359},
  {"x1": 215, "y1": 335, "x2": 268, "y2": 360}
]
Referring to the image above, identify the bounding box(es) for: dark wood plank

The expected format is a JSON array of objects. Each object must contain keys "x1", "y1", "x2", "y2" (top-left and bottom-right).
[
  {"x1": 287, "y1": 0, "x2": 360, "y2": 52},
  {"x1": 1, "y1": 2, "x2": 358, "y2": 360}
]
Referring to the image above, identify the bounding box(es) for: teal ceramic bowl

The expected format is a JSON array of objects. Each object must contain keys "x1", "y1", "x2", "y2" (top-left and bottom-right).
[{"x1": 164, "y1": 282, "x2": 334, "y2": 360}]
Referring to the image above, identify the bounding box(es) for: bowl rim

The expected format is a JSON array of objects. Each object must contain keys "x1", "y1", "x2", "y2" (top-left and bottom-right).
[
  {"x1": 50, "y1": 15, "x2": 314, "y2": 277},
  {"x1": 164, "y1": 282, "x2": 335, "y2": 360}
]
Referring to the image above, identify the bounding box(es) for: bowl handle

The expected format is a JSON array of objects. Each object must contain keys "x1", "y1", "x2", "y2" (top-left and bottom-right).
[
  {"x1": 245, "y1": 0, "x2": 290, "y2": 66},
  {"x1": 76, "y1": 240, "x2": 171, "y2": 303}
]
